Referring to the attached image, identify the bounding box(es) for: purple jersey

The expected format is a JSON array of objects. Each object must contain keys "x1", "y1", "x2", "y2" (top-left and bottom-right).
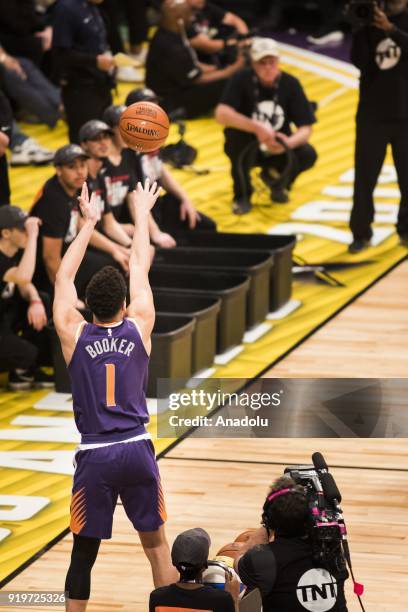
[{"x1": 68, "y1": 318, "x2": 149, "y2": 444}]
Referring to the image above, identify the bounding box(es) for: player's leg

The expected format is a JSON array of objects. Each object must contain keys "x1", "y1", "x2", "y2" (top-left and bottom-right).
[
  {"x1": 65, "y1": 534, "x2": 101, "y2": 612},
  {"x1": 138, "y1": 525, "x2": 178, "y2": 587},
  {"x1": 119, "y1": 440, "x2": 177, "y2": 586}
]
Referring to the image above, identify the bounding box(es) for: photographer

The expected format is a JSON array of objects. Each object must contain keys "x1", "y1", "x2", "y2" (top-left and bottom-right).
[
  {"x1": 349, "y1": 0, "x2": 408, "y2": 252},
  {"x1": 149, "y1": 528, "x2": 239, "y2": 611},
  {"x1": 235, "y1": 476, "x2": 349, "y2": 611},
  {"x1": 216, "y1": 37, "x2": 317, "y2": 215}
]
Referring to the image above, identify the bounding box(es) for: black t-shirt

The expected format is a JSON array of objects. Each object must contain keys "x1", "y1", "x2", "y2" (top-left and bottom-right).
[
  {"x1": 351, "y1": 11, "x2": 408, "y2": 121},
  {"x1": 220, "y1": 68, "x2": 316, "y2": 137},
  {"x1": 188, "y1": 1, "x2": 226, "y2": 39},
  {"x1": 149, "y1": 583, "x2": 235, "y2": 612},
  {"x1": 103, "y1": 149, "x2": 139, "y2": 221},
  {"x1": 238, "y1": 538, "x2": 348, "y2": 612},
  {"x1": 146, "y1": 28, "x2": 202, "y2": 98},
  {"x1": 87, "y1": 169, "x2": 112, "y2": 232},
  {"x1": 0, "y1": 249, "x2": 21, "y2": 318},
  {"x1": 31, "y1": 175, "x2": 80, "y2": 246}
]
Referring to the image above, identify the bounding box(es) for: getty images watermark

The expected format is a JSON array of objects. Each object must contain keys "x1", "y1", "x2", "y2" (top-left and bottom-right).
[{"x1": 156, "y1": 378, "x2": 408, "y2": 439}]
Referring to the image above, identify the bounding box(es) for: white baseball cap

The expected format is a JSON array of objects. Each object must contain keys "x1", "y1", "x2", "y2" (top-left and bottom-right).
[{"x1": 251, "y1": 37, "x2": 280, "y2": 62}]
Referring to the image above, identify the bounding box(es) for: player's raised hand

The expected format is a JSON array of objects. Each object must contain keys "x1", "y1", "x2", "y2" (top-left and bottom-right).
[
  {"x1": 78, "y1": 182, "x2": 98, "y2": 226},
  {"x1": 134, "y1": 178, "x2": 162, "y2": 212}
]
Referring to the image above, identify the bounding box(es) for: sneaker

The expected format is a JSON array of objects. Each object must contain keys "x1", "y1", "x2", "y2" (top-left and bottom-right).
[
  {"x1": 271, "y1": 186, "x2": 289, "y2": 204},
  {"x1": 399, "y1": 233, "x2": 408, "y2": 247},
  {"x1": 116, "y1": 66, "x2": 144, "y2": 83},
  {"x1": 348, "y1": 238, "x2": 371, "y2": 254},
  {"x1": 307, "y1": 31, "x2": 344, "y2": 46},
  {"x1": 232, "y1": 198, "x2": 252, "y2": 215},
  {"x1": 8, "y1": 369, "x2": 34, "y2": 391},
  {"x1": 33, "y1": 368, "x2": 55, "y2": 389},
  {"x1": 10, "y1": 138, "x2": 54, "y2": 166}
]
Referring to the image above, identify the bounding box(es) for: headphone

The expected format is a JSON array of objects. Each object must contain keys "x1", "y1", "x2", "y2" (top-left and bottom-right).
[{"x1": 262, "y1": 487, "x2": 295, "y2": 530}]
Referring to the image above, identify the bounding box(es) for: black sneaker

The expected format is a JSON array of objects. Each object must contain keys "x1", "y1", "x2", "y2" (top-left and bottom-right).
[
  {"x1": 8, "y1": 370, "x2": 34, "y2": 391},
  {"x1": 33, "y1": 368, "x2": 55, "y2": 389},
  {"x1": 399, "y1": 233, "x2": 408, "y2": 247},
  {"x1": 348, "y1": 238, "x2": 371, "y2": 254},
  {"x1": 271, "y1": 186, "x2": 289, "y2": 204},
  {"x1": 232, "y1": 198, "x2": 252, "y2": 215}
]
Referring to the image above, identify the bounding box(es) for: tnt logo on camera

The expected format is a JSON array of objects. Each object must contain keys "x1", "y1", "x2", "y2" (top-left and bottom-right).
[{"x1": 296, "y1": 568, "x2": 337, "y2": 611}]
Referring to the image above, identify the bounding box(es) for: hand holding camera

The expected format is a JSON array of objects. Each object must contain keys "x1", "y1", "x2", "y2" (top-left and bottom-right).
[{"x1": 373, "y1": 4, "x2": 394, "y2": 30}]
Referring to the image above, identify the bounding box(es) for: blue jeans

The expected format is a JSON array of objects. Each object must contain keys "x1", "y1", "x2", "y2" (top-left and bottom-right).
[{"x1": 3, "y1": 57, "x2": 61, "y2": 128}]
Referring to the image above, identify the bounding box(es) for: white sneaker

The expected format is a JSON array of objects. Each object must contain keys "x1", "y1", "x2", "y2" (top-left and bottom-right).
[
  {"x1": 307, "y1": 31, "x2": 344, "y2": 46},
  {"x1": 116, "y1": 66, "x2": 144, "y2": 83},
  {"x1": 10, "y1": 138, "x2": 54, "y2": 166},
  {"x1": 129, "y1": 47, "x2": 148, "y2": 66}
]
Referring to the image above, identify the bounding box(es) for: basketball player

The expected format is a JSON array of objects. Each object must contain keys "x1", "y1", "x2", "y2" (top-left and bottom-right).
[{"x1": 53, "y1": 179, "x2": 177, "y2": 611}]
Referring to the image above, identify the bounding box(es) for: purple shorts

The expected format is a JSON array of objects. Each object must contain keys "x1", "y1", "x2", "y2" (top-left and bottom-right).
[{"x1": 70, "y1": 439, "x2": 167, "y2": 539}]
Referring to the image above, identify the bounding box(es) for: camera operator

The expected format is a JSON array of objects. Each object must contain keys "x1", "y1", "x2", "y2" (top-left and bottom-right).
[
  {"x1": 349, "y1": 0, "x2": 408, "y2": 252},
  {"x1": 215, "y1": 37, "x2": 317, "y2": 215},
  {"x1": 234, "y1": 476, "x2": 349, "y2": 611}
]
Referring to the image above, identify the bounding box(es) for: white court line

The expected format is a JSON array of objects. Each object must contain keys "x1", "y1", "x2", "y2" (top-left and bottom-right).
[
  {"x1": 267, "y1": 300, "x2": 302, "y2": 321},
  {"x1": 278, "y1": 42, "x2": 359, "y2": 76},
  {"x1": 214, "y1": 345, "x2": 244, "y2": 365},
  {"x1": 243, "y1": 323, "x2": 273, "y2": 344}
]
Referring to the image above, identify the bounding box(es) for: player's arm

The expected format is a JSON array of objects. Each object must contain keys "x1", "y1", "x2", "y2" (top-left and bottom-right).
[
  {"x1": 3, "y1": 217, "x2": 41, "y2": 286},
  {"x1": 126, "y1": 179, "x2": 161, "y2": 353},
  {"x1": 53, "y1": 184, "x2": 97, "y2": 364}
]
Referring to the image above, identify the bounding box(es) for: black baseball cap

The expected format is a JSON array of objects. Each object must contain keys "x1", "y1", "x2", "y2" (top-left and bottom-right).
[
  {"x1": 78, "y1": 120, "x2": 114, "y2": 143},
  {"x1": 125, "y1": 87, "x2": 159, "y2": 106},
  {"x1": 0, "y1": 205, "x2": 28, "y2": 230},
  {"x1": 102, "y1": 104, "x2": 126, "y2": 128},
  {"x1": 54, "y1": 144, "x2": 90, "y2": 166},
  {"x1": 171, "y1": 528, "x2": 211, "y2": 570}
]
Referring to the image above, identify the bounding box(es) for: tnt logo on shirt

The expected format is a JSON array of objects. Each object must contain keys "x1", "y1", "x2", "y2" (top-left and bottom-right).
[
  {"x1": 253, "y1": 100, "x2": 285, "y2": 131},
  {"x1": 375, "y1": 38, "x2": 401, "y2": 69},
  {"x1": 296, "y1": 568, "x2": 337, "y2": 611}
]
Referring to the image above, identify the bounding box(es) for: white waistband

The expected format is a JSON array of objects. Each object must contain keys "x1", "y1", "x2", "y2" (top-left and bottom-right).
[{"x1": 76, "y1": 432, "x2": 151, "y2": 452}]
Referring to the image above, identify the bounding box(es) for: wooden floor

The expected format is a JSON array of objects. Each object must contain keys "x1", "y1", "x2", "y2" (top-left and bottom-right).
[{"x1": 2, "y1": 263, "x2": 408, "y2": 611}]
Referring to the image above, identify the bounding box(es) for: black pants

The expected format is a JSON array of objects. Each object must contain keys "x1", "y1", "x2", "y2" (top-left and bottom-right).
[
  {"x1": 103, "y1": 0, "x2": 148, "y2": 53},
  {"x1": 224, "y1": 130, "x2": 317, "y2": 201},
  {"x1": 162, "y1": 79, "x2": 228, "y2": 119},
  {"x1": 351, "y1": 119, "x2": 408, "y2": 240},
  {"x1": 0, "y1": 155, "x2": 10, "y2": 205},
  {"x1": 152, "y1": 193, "x2": 216, "y2": 233},
  {"x1": 0, "y1": 292, "x2": 52, "y2": 372},
  {"x1": 62, "y1": 82, "x2": 113, "y2": 144}
]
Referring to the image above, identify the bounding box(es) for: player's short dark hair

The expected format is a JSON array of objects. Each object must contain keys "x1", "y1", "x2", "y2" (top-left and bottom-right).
[
  {"x1": 85, "y1": 266, "x2": 127, "y2": 322},
  {"x1": 263, "y1": 476, "x2": 308, "y2": 537},
  {"x1": 177, "y1": 564, "x2": 204, "y2": 581}
]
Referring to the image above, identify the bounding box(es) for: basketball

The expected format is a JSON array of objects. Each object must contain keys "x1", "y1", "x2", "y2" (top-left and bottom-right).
[
  {"x1": 235, "y1": 529, "x2": 257, "y2": 543},
  {"x1": 119, "y1": 101, "x2": 170, "y2": 153},
  {"x1": 215, "y1": 542, "x2": 244, "y2": 561}
]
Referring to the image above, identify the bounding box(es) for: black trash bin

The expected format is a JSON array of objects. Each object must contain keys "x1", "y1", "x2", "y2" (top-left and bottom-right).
[
  {"x1": 174, "y1": 232, "x2": 296, "y2": 311},
  {"x1": 148, "y1": 314, "x2": 196, "y2": 398},
  {"x1": 154, "y1": 248, "x2": 273, "y2": 329},
  {"x1": 153, "y1": 292, "x2": 220, "y2": 374},
  {"x1": 150, "y1": 269, "x2": 250, "y2": 354},
  {"x1": 48, "y1": 324, "x2": 71, "y2": 393}
]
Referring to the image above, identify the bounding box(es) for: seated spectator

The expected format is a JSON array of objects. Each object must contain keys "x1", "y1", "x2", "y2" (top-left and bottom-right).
[
  {"x1": 187, "y1": 0, "x2": 249, "y2": 67},
  {"x1": 0, "y1": 205, "x2": 53, "y2": 389},
  {"x1": 215, "y1": 37, "x2": 317, "y2": 214},
  {"x1": 149, "y1": 528, "x2": 239, "y2": 612},
  {"x1": 0, "y1": 45, "x2": 61, "y2": 128},
  {"x1": 234, "y1": 476, "x2": 349, "y2": 611},
  {"x1": 52, "y1": 0, "x2": 115, "y2": 142},
  {"x1": 31, "y1": 143, "x2": 123, "y2": 301},
  {"x1": 125, "y1": 88, "x2": 217, "y2": 236},
  {"x1": 145, "y1": 0, "x2": 245, "y2": 118},
  {"x1": 0, "y1": 88, "x2": 12, "y2": 206},
  {"x1": 79, "y1": 120, "x2": 132, "y2": 274}
]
